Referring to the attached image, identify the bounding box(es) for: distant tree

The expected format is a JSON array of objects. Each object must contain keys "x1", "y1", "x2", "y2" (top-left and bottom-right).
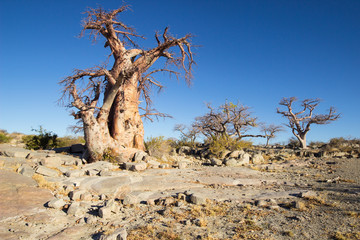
[
  {"x1": 277, "y1": 97, "x2": 340, "y2": 149},
  {"x1": 260, "y1": 124, "x2": 283, "y2": 147},
  {"x1": 174, "y1": 124, "x2": 200, "y2": 146},
  {"x1": 193, "y1": 102, "x2": 264, "y2": 140},
  {"x1": 59, "y1": 6, "x2": 194, "y2": 161}
]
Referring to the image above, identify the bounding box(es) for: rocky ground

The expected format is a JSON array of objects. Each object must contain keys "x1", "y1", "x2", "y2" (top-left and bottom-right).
[{"x1": 0, "y1": 144, "x2": 359, "y2": 240}]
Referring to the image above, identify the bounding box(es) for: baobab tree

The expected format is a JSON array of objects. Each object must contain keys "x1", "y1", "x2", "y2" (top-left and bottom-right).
[
  {"x1": 260, "y1": 124, "x2": 283, "y2": 147},
  {"x1": 277, "y1": 97, "x2": 340, "y2": 149},
  {"x1": 174, "y1": 124, "x2": 200, "y2": 147},
  {"x1": 193, "y1": 102, "x2": 264, "y2": 140},
  {"x1": 59, "y1": 6, "x2": 194, "y2": 161}
]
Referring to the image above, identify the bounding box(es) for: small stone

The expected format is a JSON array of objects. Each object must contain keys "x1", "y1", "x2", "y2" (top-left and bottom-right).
[
  {"x1": 133, "y1": 151, "x2": 147, "y2": 162},
  {"x1": 210, "y1": 158, "x2": 223, "y2": 166},
  {"x1": 293, "y1": 201, "x2": 306, "y2": 210},
  {"x1": 85, "y1": 215, "x2": 97, "y2": 224},
  {"x1": 129, "y1": 162, "x2": 147, "y2": 172},
  {"x1": 190, "y1": 194, "x2": 207, "y2": 205},
  {"x1": 159, "y1": 164, "x2": 169, "y2": 169},
  {"x1": 122, "y1": 162, "x2": 136, "y2": 170},
  {"x1": 69, "y1": 189, "x2": 87, "y2": 201},
  {"x1": 99, "y1": 206, "x2": 112, "y2": 218},
  {"x1": 67, "y1": 202, "x2": 84, "y2": 216},
  {"x1": 47, "y1": 198, "x2": 66, "y2": 209},
  {"x1": 252, "y1": 153, "x2": 265, "y2": 164},
  {"x1": 86, "y1": 169, "x2": 99, "y2": 176},
  {"x1": 228, "y1": 150, "x2": 245, "y2": 159},
  {"x1": 300, "y1": 191, "x2": 318, "y2": 199},
  {"x1": 255, "y1": 200, "x2": 268, "y2": 207},
  {"x1": 238, "y1": 153, "x2": 250, "y2": 165},
  {"x1": 100, "y1": 194, "x2": 107, "y2": 200},
  {"x1": 65, "y1": 170, "x2": 84, "y2": 177},
  {"x1": 178, "y1": 161, "x2": 187, "y2": 169},
  {"x1": 80, "y1": 192, "x2": 93, "y2": 201},
  {"x1": 147, "y1": 159, "x2": 161, "y2": 168}
]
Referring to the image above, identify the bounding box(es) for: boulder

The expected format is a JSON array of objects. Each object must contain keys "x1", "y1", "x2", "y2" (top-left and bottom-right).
[
  {"x1": 99, "y1": 199, "x2": 119, "y2": 218},
  {"x1": 129, "y1": 162, "x2": 147, "y2": 172},
  {"x1": 190, "y1": 193, "x2": 207, "y2": 205},
  {"x1": 47, "y1": 198, "x2": 66, "y2": 209},
  {"x1": 219, "y1": 150, "x2": 231, "y2": 159},
  {"x1": 146, "y1": 159, "x2": 161, "y2": 168},
  {"x1": 228, "y1": 150, "x2": 245, "y2": 159},
  {"x1": 252, "y1": 153, "x2": 265, "y2": 164},
  {"x1": 210, "y1": 158, "x2": 223, "y2": 166},
  {"x1": 224, "y1": 158, "x2": 238, "y2": 167},
  {"x1": 70, "y1": 144, "x2": 85, "y2": 153},
  {"x1": 67, "y1": 202, "x2": 84, "y2": 216},
  {"x1": 133, "y1": 151, "x2": 148, "y2": 162},
  {"x1": 238, "y1": 153, "x2": 250, "y2": 165},
  {"x1": 178, "y1": 161, "x2": 188, "y2": 169}
]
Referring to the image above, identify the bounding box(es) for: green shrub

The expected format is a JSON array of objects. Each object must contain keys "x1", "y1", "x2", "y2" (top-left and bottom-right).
[
  {"x1": 145, "y1": 136, "x2": 173, "y2": 158},
  {"x1": 0, "y1": 129, "x2": 12, "y2": 143},
  {"x1": 23, "y1": 127, "x2": 59, "y2": 150},
  {"x1": 207, "y1": 135, "x2": 252, "y2": 157}
]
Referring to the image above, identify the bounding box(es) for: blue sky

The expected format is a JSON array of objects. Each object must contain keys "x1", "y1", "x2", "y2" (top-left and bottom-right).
[{"x1": 1, "y1": 0, "x2": 359, "y2": 144}]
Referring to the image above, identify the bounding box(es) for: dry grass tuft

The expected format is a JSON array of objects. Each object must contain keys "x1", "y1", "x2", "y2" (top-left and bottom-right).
[{"x1": 32, "y1": 174, "x2": 60, "y2": 192}]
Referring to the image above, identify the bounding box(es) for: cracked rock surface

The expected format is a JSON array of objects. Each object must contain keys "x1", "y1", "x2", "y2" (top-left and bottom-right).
[{"x1": 0, "y1": 144, "x2": 359, "y2": 239}]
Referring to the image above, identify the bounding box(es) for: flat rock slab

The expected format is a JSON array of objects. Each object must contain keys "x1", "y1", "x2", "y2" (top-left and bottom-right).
[
  {"x1": 59, "y1": 166, "x2": 285, "y2": 202},
  {"x1": 0, "y1": 170, "x2": 53, "y2": 221}
]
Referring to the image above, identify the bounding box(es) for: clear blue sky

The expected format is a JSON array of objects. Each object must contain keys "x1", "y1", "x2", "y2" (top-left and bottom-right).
[{"x1": 1, "y1": 0, "x2": 359, "y2": 144}]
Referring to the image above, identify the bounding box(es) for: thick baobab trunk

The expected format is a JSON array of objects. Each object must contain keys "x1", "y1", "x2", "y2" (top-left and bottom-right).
[
  {"x1": 109, "y1": 74, "x2": 145, "y2": 151},
  {"x1": 82, "y1": 113, "x2": 119, "y2": 162}
]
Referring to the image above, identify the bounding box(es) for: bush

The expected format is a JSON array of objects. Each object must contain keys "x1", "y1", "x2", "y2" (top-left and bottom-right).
[
  {"x1": 287, "y1": 137, "x2": 300, "y2": 149},
  {"x1": 145, "y1": 136, "x2": 173, "y2": 158},
  {"x1": 207, "y1": 135, "x2": 252, "y2": 157},
  {"x1": 23, "y1": 127, "x2": 59, "y2": 150},
  {"x1": 0, "y1": 130, "x2": 11, "y2": 143},
  {"x1": 327, "y1": 137, "x2": 360, "y2": 151},
  {"x1": 308, "y1": 141, "x2": 326, "y2": 149}
]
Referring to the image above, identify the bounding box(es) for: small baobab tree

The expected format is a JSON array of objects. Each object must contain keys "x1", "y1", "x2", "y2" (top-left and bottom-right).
[
  {"x1": 59, "y1": 6, "x2": 194, "y2": 161},
  {"x1": 174, "y1": 124, "x2": 200, "y2": 147},
  {"x1": 277, "y1": 97, "x2": 340, "y2": 149},
  {"x1": 193, "y1": 102, "x2": 264, "y2": 141},
  {"x1": 260, "y1": 124, "x2": 283, "y2": 147}
]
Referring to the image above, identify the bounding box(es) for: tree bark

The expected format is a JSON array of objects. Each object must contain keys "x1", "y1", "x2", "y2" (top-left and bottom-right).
[
  {"x1": 295, "y1": 133, "x2": 307, "y2": 149},
  {"x1": 110, "y1": 74, "x2": 145, "y2": 150}
]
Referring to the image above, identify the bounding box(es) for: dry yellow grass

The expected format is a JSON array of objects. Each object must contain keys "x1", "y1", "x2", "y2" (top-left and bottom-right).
[{"x1": 32, "y1": 174, "x2": 61, "y2": 192}]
